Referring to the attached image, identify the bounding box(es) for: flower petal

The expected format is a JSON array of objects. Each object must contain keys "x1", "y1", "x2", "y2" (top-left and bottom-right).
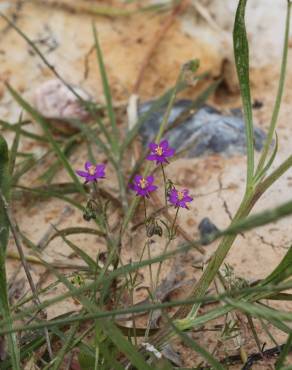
[
  {"x1": 160, "y1": 139, "x2": 169, "y2": 150},
  {"x1": 148, "y1": 142, "x2": 158, "y2": 152},
  {"x1": 164, "y1": 148, "x2": 175, "y2": 157},
  {"x1": 146, "y1": 175, "x2": 154, "y2": 184},
  {"x1": 147, "y1": 185, "x2": 158, "y2": 192},
  {"x1": 134, "y1": 175, "x2": 143, "y2": 184},
  {"x1": 96, "y1": 164, "x2": 105, "y2": 171},
  {"x1": 76, "y1": 170, "x2": 88, "y2": 177},
  {"x1": 146, "y1": 154, "x2": 158, "y2": 161},
  {"x1": 85, "y1": 161, "x2": 92, "y2": 170}
]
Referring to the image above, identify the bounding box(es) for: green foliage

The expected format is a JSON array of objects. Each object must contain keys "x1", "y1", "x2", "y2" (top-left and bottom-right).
[
  {"x1": 1, "y1": 0, "x2": 292, "y2": 368},
  {"x1": 0, "y1": 135, "x2": 20, "y2": 369}
]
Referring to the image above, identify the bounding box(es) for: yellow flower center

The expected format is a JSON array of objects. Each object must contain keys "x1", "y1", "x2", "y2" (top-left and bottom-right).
[
  {"x1": 88, "y1": 165, "x2": 96, "y2": 175},
  {"x1": 177, "y1": 191, "x2": 184, "y2": 200},
  {"x1": 155, "y1": 146, "x2": 163, "y2": 156},
  {"x1": 139, "y1": 178, "x2": 148, "y2": 189}
]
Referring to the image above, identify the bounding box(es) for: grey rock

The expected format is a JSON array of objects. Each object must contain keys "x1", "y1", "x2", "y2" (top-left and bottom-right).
[
  {"x1": 198, "y1": 217, "x2": 219, "y2": 237},
  {"x1": 139, "y1": 100, "x2": 266, "y2": 157},
  {"x1": 198, "y1": 217, "x2": 219, "y2": 246}
]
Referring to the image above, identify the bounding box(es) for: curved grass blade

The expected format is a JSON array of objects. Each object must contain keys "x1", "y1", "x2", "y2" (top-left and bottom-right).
[
  {"x1": 0, "y1": 119, "x2": 48, "y2": 142},
  {"x1": 275, "y1": 333, "x2": 292, "y2": 370},
  {"x1": 233, "y1": 0, "x2": 254, "y2": 188},
  {"x1": 167, "y1": 315, "x2": 225, "y2": 370},
  {"x1": 8, "y1": 114, "x2": 22, "y2": 176},
  {"x1": 256, "y1": 0, "x2": 291, "y2": 174},
  {"x1": 0, "y1": 135, "x2": 20, "y2": 369},
  {"x1": 254, "y1": 132, "x2": 278, "y2": 184},
  {"x1": 6, "y1": 84, "x2": 86, "y2": 196}
]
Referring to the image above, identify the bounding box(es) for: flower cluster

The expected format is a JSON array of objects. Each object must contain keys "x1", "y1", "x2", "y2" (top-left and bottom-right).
[{"x1": 76, "y1": 139, "x2": 193, "y2": 209}]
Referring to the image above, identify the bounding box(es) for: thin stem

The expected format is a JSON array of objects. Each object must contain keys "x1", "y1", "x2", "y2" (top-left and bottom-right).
[
  {"x1": 143, "y1": 197, "x2": 147, "y2": 222},
  {"x1": 121, "y1": 68, "x2": 184, "y2": 235},
  {"x1": 160, "y1": 163, "x2": 168, "y2": 207},
  {"x1": 256, "y1": 0, "x2": 291, "y2": 174},
  {"x1": 154, "y1": 207, "x2": 179, "y2": 290}
]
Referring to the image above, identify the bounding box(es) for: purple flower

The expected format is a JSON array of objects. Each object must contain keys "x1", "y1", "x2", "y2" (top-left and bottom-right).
[
  {"x1": 76, "y1": 161, "x2": 106, "y2": 183},
  {"x1": 168, "y1": 188, "x2": 193, "y2": 209},
  {"x1": 129, "y1": 175, "x2": 158, "y2": 198},
  {"x1": 146, "y1": 139, "x2": 175, "y2": 165}
]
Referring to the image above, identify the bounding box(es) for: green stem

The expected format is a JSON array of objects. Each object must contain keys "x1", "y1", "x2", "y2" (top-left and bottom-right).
[
  {"x1": 256, "y1": 0, "x2": 291, "y2": 174},
  {"x1": 160, "y1": 163, "x2": 168, "y2": 207},
  {"x1": 154, "y1": 207, "x2": 179, "y2": 290},
  {"x1": 121, "y1": 69, "x2": 183, "y2": 235}
]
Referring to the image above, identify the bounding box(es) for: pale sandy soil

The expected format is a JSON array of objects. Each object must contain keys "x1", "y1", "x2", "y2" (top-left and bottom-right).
[{"x1": 1, "y1": 1, "x2": 292, "y2": 368}]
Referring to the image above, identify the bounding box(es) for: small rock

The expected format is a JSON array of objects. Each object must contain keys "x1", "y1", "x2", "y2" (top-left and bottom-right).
[
  {"x1": 198, "y1": 217, "x2": 219, "y2": 244},
  {"x1": 33, "y1": 79, "x2": 90, "y2": 121},
  {"x1": 139, "y1": 100, "x2": 266, "y2": 157}
]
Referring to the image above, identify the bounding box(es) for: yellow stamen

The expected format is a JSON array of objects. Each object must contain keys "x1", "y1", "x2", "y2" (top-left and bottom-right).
[
  {"x1": 88, "y1": 165, "x2": 96, "y2": 175},
  {"x1": 139, "y1": 178, "x2": 148, "y2": 189},
  {"x1": 155, "y1": 146, "x2": 163, "y2": 156},
  {"x1": 177, "y1": 191, "x2": 184, "y2": 200}
]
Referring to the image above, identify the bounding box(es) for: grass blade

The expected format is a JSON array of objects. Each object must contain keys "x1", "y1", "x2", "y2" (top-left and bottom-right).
[
  {"x1": 92, "y1": 23, "x2": 119, "y2": 155},
  {"x1": 6, "y1": 84, "x2": 86, "y2": 196},
  {"x1": 275, "y1": 333, "x2": 292, "y2": 370},
  {"x1": 233, "y1": 0, "x2": 254, "y2": 188},
  {"x1": 8, "y1": 114, "x2": 22, "y2": 176},
  {"x1": 256, "y1": 0, "x2": 291, "y2": 174},
  {"x1": 167, "y1": 316, "x2": 225, "y2": 370},
  {"x1": 0, "y1": 135, "x2": 20, "y2": 369}
]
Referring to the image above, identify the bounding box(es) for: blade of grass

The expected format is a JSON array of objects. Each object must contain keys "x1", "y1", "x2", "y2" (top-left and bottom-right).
[
  {"x1": 6, "y1": 84, "x2": 86, "y2": 196},
  {"x1": 256, "y1": 0, "x2": 291, "y2": 174},
  {"x1": 0, "y1": 119, "x2": 48, "y2": 142},
  {"x1": 0, "y1": 135, "x2": 20, "y2": 370},
  {"x1": 233, "y1": 0, "x2": 254, "y2": 189},
  {"x1": 51, "y1": 322, "x2": 80, "y2": 370},
  {"x1": 92, "y1": 23, "x2": 119, "y2": 156},
  {"x1": 254, "y1": 132, "x2": 278, "y2": 184},
  {"x1": 102, "y1": 320, "x2": 153, "y2": 370},
  {"x1": 166, "y1": 315, "x2": 225, "y2": 370},
  {"x1": 8, "y1": 114, "x2": 22, "y2": 176},
  {"x1": 0, "y1": 189, "x2": 53, "y2": 359},
  {"x1": 275, "y1": 333, "x2": 292, "y2": 370},
  {"x1": 54, "y1": 228, "x2": 99, "y2": 272},
  {"x1": 13, "y1": 185, "x2": 85, "y2": 211}
]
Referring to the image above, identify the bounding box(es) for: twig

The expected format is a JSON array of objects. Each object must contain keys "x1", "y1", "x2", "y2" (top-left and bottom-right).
[
  {"x1": 192, "y1": 343, "x2": 288, "y2": 369},
  {"x1": 0, "y1": 190, "x2": 53, "y2": 358},
  {"x1": 6, "y1": 250, "x2": 89, "y2": 270}
]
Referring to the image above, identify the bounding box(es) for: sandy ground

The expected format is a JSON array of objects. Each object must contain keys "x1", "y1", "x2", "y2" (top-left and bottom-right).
[{"x1": 1, "y1": 0, "x2": 292, "y2": 368}]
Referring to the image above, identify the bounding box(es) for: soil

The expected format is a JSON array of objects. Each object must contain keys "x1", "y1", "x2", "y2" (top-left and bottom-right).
[{"x1": 1, "y1": 1, "x2": 292, "y2": 368}]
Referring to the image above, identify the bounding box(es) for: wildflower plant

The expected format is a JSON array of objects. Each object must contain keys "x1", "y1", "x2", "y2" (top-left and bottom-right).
[{"x1": 1, "y1": 0, "x2": 292, "y2": 369}]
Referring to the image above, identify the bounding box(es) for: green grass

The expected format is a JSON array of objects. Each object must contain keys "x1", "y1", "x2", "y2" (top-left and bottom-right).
[{"x1": 1, "y1": 0, "x2": 292, "y2": 368}]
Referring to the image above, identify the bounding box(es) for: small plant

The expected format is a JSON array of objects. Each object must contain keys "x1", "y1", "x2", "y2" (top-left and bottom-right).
[{"x1": 1, "y1": 0, "x2": 292, "y2": 369}]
